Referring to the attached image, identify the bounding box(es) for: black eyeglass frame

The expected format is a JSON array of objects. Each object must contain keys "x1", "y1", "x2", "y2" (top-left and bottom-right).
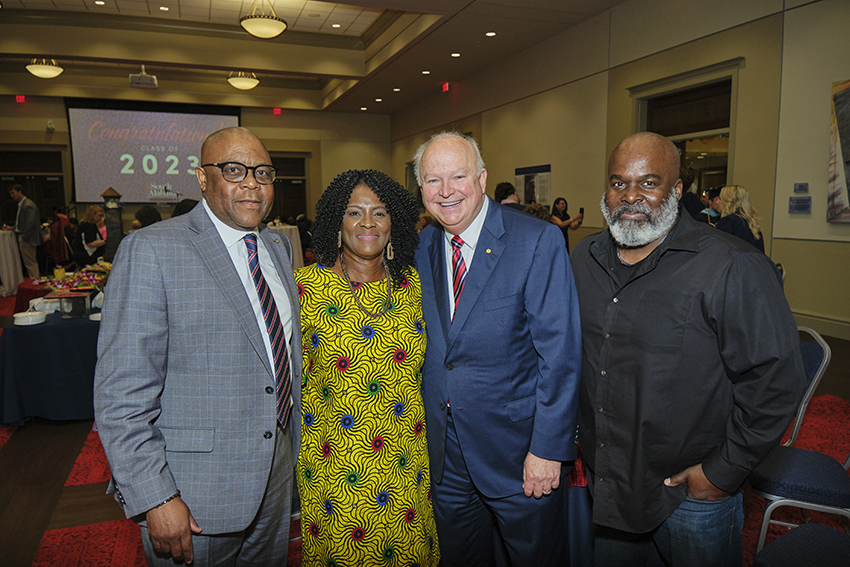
[{"x1": 201, "y1": 162, "x2": 277, "y2": 185}]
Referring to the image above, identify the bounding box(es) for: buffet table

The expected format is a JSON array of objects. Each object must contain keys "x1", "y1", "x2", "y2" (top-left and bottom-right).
[
  {"x1": 0, "y1": 231, "x2": 23, "y2": 297},
  {"x1": 0, "y1": 312, "x2": 100, "y2": 426},
  {"x1": 267, "y1": 225, "x2": 304, "y2": 269},
  {"x1": 13, "y1": 279, "x2": 52, "y2": 313}
]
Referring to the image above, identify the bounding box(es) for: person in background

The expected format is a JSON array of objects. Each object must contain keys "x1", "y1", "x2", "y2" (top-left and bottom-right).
[
  {"x1": 695, "y1": 188, "x2": 722, "y2": 226},
  {"x1": 95, "y1": 127, "x2": 301, "y2": 566},
  {"x1": 295, "y1": 213, "x2": 312, "y2": 253},
  {"x1": 550, "y1": 197, "x2": 583, "y2": 250},
  {"x1": 135, "y1": 205, "x2": 162, "y2": 228},
  {"x1": 72, "y1": 205, "x2": 106, "y2": 267},
  {"x1": 417, "y1": 214, "x2": 435, "y2": 231},
  {"x1": 570, "y1": 132, "x2": 805, "y2": 567},
  {"x1": 296, "y1": 169, "x2": 439, "y2": 566},
  {"x1": 413, "y1": 132, "x2": 581, "y2": 566},
  {"x1": 679, "y1": 167, "x2": 703, "y2": 219},
  {"x1": 716, "y1": 185, "x2": 765, "y2": 253},
  {"x1": 4, "y1": 184, "x2": 42, "y2": 278},
  {"x1": 171, "y1": 198, "x2": 199, "y2": 218},
  {"x1": 523, "y1": 202, "x2": 552, "y2": 222},
  {"x1": 494, "y1": 181, "x2": 525, "y2": 212}
]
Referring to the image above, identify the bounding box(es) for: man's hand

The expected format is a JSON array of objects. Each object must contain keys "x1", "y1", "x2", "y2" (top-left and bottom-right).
[
  {"x1": 523, "y1": 452, "x2": 562, "y2": 498},
  {"x1": 145, "y1": 497, "x2": 202, "y2": 563},
  {"x1": 664, "y1": 463, "x2": 729, "y2": 501}
]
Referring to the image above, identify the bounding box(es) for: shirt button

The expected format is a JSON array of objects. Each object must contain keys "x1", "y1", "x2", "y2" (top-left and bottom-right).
[
  {"x1": 599, "y1": 442, "x2": 606, "y2": 448},
  {"x1": 605, "y1": 333, "x2": 610, "y2": 339},
  {"x1": 439, "y1": 402, "x2": 445, "y2": 411},
  {"x1": 446, "y1": 363, "x2": 454, "y2": 370},
  {"x1": 600, "y1": 370, "x2": 607, "y2": 376},
  {"x1": 263, "y1": 431, "x2": 273, "y2": 439},
  {"x1": 265, "y1": 386, "x2": 274, "y2": 394},
  {"x1": 613, "y1": 298, "x2": 619, "y2": 303},
  {"x1": 598, "y1": 406, "x2": 604, "y2": 413}
]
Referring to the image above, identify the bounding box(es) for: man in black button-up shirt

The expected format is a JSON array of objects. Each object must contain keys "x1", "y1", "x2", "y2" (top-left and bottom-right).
[{"x1": 571, "y1": 132, "x2": 805, "y2": 567}]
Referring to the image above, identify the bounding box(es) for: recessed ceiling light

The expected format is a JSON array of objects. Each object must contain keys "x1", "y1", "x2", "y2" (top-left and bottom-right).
[
  {"x1": 421, "y1": 70, "x2": 430, "y2": 75},
  {"x1": 332, "y1": 23, "x2": 341, "y2": 28},
  {"x1": 375, "y1": 98, "x2": 382, "y2": 102},
  {"x1": 451, "y1": 53, "x2": 460, "y2": 58},
  {"x1": 392, "y1": 88, "x2": 400, "y2": 92},
  {"x1": 94, "y1": 0, "x2": 105, "y2": 5},
  {"x1": 308, "y1": 12, "x2": 321, "y2": 18},
  {"x1": 360, "y1": 107, "x2": 367, "y2": 111},
  {"x1": 159, "y1": 6, "x2": 168, "y2": 11},
  {"x1": 485, "y1": 31, "x2": 496, "y2": 37}
]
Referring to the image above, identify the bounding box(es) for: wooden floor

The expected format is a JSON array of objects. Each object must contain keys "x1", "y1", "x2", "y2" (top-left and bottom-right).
[{"x1": 0, "y1": 309, "x2": 848, "y2": 566}]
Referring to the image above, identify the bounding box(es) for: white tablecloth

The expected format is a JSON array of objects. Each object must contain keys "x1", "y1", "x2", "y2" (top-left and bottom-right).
[
  {"x1": 267, "y1": 225, "x2": 304, "y2": 270},
  {"x1": 0, "y1": 231, "x2": 24, "y2": 297}
]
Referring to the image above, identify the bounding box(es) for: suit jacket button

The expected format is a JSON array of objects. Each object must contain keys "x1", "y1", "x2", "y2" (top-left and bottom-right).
[
  {"x1": 265, "y1": 386, "x2": 274, "y2": 394},
  {"x1": 264, "y1": 431, "x2": 273, "y2": 439},
  {"x1": 446, "y1": 363, "x2": 454, "y2": 370},
  {"x1": 440, "y1": 402, "x2": 445, "y2": 411}
]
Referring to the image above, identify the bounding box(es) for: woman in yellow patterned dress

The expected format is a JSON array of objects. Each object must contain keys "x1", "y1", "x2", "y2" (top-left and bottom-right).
[{"x1": 295, "y1": 169, "x2": 440, "y2": 567}]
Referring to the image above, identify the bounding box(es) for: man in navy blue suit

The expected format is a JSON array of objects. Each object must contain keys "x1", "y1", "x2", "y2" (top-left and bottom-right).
[{"x1": 413, "y1": 132, "x2": 582, "y2": 566}]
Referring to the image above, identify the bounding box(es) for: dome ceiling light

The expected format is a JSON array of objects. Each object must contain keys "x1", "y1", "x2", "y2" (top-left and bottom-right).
[
  {"x1": 240, "y1": 0, "x2": 288, "y2": 39},
  {"x1": 26, "y1": 58, "x2": 64, "y2": 79},
  {"x1": 227, "y1": 71, "x2": 260, "y2": 90}
]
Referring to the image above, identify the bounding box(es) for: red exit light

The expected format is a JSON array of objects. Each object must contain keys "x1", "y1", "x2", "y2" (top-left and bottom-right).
[
  {"x1": 442, "y1": 83, "x2": 450, "y2": 93},
  {"x1": 16, "y1": 95, "x2": 25, "y2": 103},
  {"x1": 273, "y1": 108, "x2": 281, "y2": 115}
]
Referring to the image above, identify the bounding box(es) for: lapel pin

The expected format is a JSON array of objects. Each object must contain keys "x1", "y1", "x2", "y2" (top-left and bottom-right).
[
  {"x1": 486, "y1": 248, "x2": 491, "y2": 254},
  {"x1": 274, "y1": 239, "x2": 280, "y2": 243}
]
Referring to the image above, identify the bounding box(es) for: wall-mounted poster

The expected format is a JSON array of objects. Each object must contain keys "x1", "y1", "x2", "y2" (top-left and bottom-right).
[
  {"x1": 828, "y1": 79, "x2": 850, "y2": 222},
  {"x1": 515, "y1": 165, "x2": 551, "y2": 205}
]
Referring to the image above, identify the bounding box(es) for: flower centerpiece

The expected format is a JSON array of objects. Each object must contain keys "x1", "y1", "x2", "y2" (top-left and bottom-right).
[{"x1": 38, "y1": 260, "x2": 113, "y2": 291}]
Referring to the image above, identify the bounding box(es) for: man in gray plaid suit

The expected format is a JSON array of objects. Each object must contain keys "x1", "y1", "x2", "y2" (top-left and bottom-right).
[{"x1": 95, "y1": 127, "x2": 301, "y2": 565}]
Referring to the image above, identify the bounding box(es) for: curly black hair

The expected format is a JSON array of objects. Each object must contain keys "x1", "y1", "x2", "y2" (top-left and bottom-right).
[{"x1": 312, "y1": 169, "x2": 419, "y2": 287}]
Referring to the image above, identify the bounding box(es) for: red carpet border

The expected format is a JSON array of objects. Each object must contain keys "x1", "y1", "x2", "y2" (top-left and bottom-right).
[
  {"x1": 32, "y1": 518, "x2": 146, "y2": 567},
  {"x1": 0, "y1": 426, "x2": 15, "y2": 451},
  {"x1": 66, "y1": 429, "x2": 112, "y2": 487}
]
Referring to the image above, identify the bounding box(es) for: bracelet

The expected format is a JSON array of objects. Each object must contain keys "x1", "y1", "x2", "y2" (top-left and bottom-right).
[{"x1": 152, "y1": 490, "x2": 181, "y2": 509}]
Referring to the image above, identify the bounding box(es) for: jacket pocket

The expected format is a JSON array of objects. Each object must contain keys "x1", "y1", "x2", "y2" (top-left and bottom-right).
[
  {"x1": 505, "y1": 394, "x2": 535, "y2": 422},
  {"x1": 159, "y1": 427, "x2": 215, "y2": 453}
]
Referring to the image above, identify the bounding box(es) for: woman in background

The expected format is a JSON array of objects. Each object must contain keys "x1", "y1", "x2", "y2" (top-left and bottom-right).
[
  {"x1": 717, "y1": 185, "x2": 765, "y2": 253},
  {"x1": 72, "y1": 205, "x2": 106, "y2": 267},
  {"x1": 295, "y1": 169, "x2": 440, "y2": 567},
  {"x1": 550, "y1": 197, "x2": 583, "y2": 250}
]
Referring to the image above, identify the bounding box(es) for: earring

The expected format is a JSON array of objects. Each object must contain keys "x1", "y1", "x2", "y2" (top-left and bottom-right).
[
  {"x1": 385, "y1": 242, "x2": 394, "y2": 261},
  {"x1": 338, "y1": 231, "x2": 342, "y2": 249}
]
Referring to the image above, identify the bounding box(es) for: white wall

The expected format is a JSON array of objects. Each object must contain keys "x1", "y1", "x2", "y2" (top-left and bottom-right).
[{"x1": 772, "y1": 0, "x2": 850, "y2": 242}]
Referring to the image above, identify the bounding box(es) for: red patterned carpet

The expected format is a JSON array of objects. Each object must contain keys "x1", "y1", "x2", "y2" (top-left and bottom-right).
[
  {"x1": 66, "y1": 429, "x2": 112, "y2": 487},
  {"x1": 0, "y1": 426, "x2": 15, "y2": 451},
  {"x1": 32, "y1": 518, "x2": 146, "y2": 567}
]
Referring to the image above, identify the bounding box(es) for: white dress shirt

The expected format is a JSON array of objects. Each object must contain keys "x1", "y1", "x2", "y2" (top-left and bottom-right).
[{"x1": 443, "y1": 197, "x2": 489, "y2": 319}]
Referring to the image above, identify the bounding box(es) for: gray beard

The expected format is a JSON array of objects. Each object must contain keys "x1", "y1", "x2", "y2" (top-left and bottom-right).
[{"x1": 600, "y1": 192, "x2": 679, "y2": 248}]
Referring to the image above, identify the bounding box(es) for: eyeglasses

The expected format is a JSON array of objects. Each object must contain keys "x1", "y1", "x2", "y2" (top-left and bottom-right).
[{"x1": 202, "y1": 162, "x2": 276, "y2": 185}]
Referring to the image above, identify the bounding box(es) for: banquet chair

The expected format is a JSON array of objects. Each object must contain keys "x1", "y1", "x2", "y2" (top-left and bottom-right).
[
  {"x1": 749, "y1": 326, "x2": 850, "y2": 552},
  {"x1": 752, "y1": 523, "x2": 850, "y2": 567}
]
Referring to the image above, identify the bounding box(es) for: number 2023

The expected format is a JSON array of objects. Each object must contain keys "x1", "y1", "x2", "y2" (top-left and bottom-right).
[{"x1": 120, "y1": 154, "x2": 200, "y2": 175}]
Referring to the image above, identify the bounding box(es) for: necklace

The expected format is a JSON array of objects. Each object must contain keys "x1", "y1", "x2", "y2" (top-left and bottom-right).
[{"x1": 339, "y1": 255, "x2": 393, "y2": 319}]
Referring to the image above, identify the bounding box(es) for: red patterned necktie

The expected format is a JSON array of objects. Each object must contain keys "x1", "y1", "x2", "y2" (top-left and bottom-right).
[
  {"x1": 244, "y1": 233, "x2": 291, "y2": 428},
  {"x1": 451, "y1": 235, "x2": 467, "y2": 320}
]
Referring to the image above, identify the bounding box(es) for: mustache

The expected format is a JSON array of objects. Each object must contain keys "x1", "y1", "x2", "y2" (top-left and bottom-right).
[{"x1": 611, "y1": 202, "x2": 653, "y2": 222}]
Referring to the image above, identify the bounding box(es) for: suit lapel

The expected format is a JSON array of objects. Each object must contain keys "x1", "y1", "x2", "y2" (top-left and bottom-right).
[
  {"x1": 426, "y1": 228, "x2": 452, "y2": 344},
  {"x1": 188, "y1": 206, "x2": 273, "y2": 379},
  {"x1": 446, "y1": 200, "x2": 506, "y2": 350}
]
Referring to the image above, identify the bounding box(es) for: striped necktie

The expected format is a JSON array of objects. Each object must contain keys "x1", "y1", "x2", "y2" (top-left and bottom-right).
[
  {"x1": 244, "y1": 233, "x2": 291, "y2": 429},
  {"x1": 451, "y1": 235, "x2": 467, "y2": 320}
]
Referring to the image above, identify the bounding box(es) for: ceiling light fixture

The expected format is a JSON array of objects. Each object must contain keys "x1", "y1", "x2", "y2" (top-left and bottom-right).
[
  {"x1": 227, "y1": 71, "x2": 259, "y2": 90},
  {"x1": 486, "y1": 31, "x2": 496, "y2": 37},
  {"x1": 26, "y1": 58, "x2": 64, "y2": 79},
  {"x1": 332, "y1": 23, "x2": 341, "y2": 28},
  {"x1": 421, "y1": 70, "x2": 430, "y2": 75},
  {"x1": 393, "y1": 88, "x2": 400, "y2": 92},
  {"x1": 159, "y1": 6, "x2": 168, "y2": 11},
  {"x1": 360, "y1": 107, "x2": 367, "y2": 111},
  {"x1": 375, "y1": 98, "x2": 382, "y2": 102},
  {"x1": 240, "y1": 0, "x2": 288, "y2": 39},
  {"x1": 451, "y1": 53, "x2": 460, "y2": 57},
  {"x1": 95, "y1": 0, "x2": 105, "y2": 4}
]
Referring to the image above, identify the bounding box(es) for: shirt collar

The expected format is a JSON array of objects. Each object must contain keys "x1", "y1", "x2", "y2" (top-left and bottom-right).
[
  {"x1": 443, "y1": 196, "x2": 489, "y2": 250},
  {"x1": 202, "y1": 198, "x2": 256, "y2": 248}
]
